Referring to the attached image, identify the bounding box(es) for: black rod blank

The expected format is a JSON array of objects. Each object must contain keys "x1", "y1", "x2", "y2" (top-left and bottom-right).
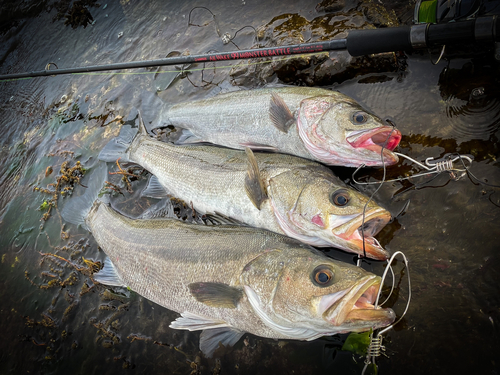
[
  {"x1": 0, "y1": 16, "x2": 498, "y2": 81},
  {"x1": 0, "y1": 39, "x2": 347, "y2": 80}
]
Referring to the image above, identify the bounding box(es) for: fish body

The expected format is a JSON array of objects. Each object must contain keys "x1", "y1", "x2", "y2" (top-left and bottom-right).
[
  {"x1": 100, "y1": 117, "x2": 391, "y2": 259},
  {"x1": 84, "y1": 200, "x2": 395, "y2": 356},
  {"x1": 161, "y1": 87, "x2": 401, "y2": 167}
]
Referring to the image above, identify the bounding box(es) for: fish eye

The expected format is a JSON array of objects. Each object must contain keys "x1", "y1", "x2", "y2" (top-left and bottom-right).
[
  {"x1": 311, "y1": 265, "x2": 335, "y2": 287},
  {"x1": 352, "y1": 111, "x2": 368, "y2": 125},
  {"x1": 330, "y1": 189, "x2": 350, "y2": 207}
]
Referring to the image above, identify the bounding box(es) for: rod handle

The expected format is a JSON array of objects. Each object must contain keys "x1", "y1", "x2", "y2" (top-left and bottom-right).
[
  {"x1": 346, "y1": 16, "x2": 499, "y2": 57},
  {"x1": 347, "y1": 26, "x2": 412, "y2": 56}
]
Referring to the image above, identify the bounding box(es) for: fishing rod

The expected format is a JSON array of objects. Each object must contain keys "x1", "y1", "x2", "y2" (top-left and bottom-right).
[{"x1": 0, "y1": 15, "x2": 498, "y2": 81}]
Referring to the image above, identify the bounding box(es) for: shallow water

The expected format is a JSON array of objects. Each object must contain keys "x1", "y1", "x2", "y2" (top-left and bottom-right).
[{"x1": 1, "y1": 1, "x2": 499, "y2": 374}]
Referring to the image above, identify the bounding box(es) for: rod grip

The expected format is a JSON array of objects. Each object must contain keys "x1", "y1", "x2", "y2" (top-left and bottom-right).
[
  {"x1": 346, "y1": 16, "x2": 499, "y2": 57},
  {"x1": 427, "y1": 16, "x2": 500, "y2": 45},
  {"x1": 426, "y1": 19, "x2": 476, "y2": 46},
  {"x1": 346, "y1": 26, "x2": 412, "y2": 56}
]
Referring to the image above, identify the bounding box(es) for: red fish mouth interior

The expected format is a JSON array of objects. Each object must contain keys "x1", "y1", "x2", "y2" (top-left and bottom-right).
[
  {"x1": 347, "y1": 127, "x2": 402, "y2": 152},
  {"x1": 335, "y1": 210, "x2": 391, "y2": 260},
  {"x1": 324, "y1": 277, "x2": 394, "y2": 327},
  {"x1": 371, "y1": 130, "x2": 401, "y2": 151}
]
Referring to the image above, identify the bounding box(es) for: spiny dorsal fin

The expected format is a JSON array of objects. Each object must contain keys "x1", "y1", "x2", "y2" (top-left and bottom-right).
[
  {"x1": 244, "y1": 148, "x2": 268, "y2": 210},
  {"x1": 188, "y1": 282, "x2": 244, "y2": 309},
  {"x1": 269, "y1": 93, "x2": 295, "y2": 133}
]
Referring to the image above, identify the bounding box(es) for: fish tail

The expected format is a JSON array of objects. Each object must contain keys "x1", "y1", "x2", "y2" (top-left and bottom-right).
[
  {"x1": 98, "y1": 111, "x2": 149, "y2": 163},
  {"x1": 61, "y1": 164, "x2": 109, "y2": 231}
]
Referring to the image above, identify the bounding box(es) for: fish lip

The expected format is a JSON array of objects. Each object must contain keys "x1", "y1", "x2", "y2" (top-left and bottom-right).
[
  {"x1": 323, "y1": 275, "x2": 395, "y2": 327},
  {"x1": 331, "y1": 208, "x2": 391, "y2": 260},
  {"x1": 346, "y1": 126, "x2": 402, "y2": 165}
]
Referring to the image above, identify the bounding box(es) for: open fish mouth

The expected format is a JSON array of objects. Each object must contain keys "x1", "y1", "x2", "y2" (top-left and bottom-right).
[
  {"x1": 346, "y1": 126, "x2": 402, "y2": 166},
  {"x1": 322, "y1": 275, "x2": 395, "y2": 328},
  {"x1": 332, "y1": 209, "x2": 391, "y2": 260}
]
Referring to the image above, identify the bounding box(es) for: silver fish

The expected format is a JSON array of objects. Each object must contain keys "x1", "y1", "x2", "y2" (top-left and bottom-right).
[
  {"x1": 159, "y1": 87, "x2": 402, "y2": 167},
  {"x1": 63, "y1": 191, "x2": 395, "y2": 357},
  {"x1": 99, "y1": 115, "x2": 392, "y2": 260}
]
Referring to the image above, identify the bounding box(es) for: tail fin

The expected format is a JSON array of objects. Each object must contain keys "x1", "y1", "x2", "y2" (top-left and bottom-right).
[
  {"x1": 98, "y1": 111, "x2": 149, "y2": 163},
  {"x1": 61, "y1": 164, "x2": 108, "y2": 231}
]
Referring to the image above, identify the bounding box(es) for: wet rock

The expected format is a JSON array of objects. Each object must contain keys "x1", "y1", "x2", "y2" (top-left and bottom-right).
[
  {"x1": 316, "y1": 0, "x2": 345, "y2": 13},
  {"x1": 52, "y1": 0, "x2": 100, "y2": 29},
  {"x1": 360, "y1": 0, "x2": 399, "y2": 28}
]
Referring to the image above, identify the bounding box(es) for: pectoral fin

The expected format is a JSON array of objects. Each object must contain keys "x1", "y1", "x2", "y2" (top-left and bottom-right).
[
  {"x1": 269, "y1": 93, "x2": 295, "y2": 133},
  {"x1": 188, "y1": 282, "x2": 244, "y2": 309},
  {"x1": 200, "y1": 327, "x2": 245, "y2": 358},
  {"x1": 244, "y1": 148, "x2": 268, "y2": 210}
]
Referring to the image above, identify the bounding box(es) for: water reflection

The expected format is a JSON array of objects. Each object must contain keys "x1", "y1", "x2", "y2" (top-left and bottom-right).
[{"x1": 439, "y1": 60, "x2": 500, "y2": 140}]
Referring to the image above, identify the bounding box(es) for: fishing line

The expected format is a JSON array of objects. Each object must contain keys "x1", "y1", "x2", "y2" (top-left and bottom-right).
[
  {"x1": 223, "y1": 26, "x2": 257, "y2": 46},
  {"x1": 353, "y1": 149, "x2": 500, "y2": 204},
  {"x1": 352, "y1": 152, "x2": 473, "y2": 186},
  {"x1": 451, "y1": 151, "x2": 500, "y2": 189},
  {"x1": 357, "y1": 124, "x2": 397, "y2": 264},
  {"x1": 187, "y1": 6, "x2": 257, "y2": 49},
  {"x1": 391, "y1": 172, "x2": 447, "y2": 198},
  {"x1": 184, "y1": 49, "x2": 221, "y2": 88},
  {"x1": 362, "y1": 251, "x2": 411, "y2": 375},
  {"x1": 188, "y1": 7, "x2": 219, "y2": 33}
]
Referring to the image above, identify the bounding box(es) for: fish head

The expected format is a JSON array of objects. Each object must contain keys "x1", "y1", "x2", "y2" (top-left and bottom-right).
[
  {"x1": 241, "y1": 248, "x2": 395, "y2": 338},
  {"x1": 296, "y1": 93, "x2": 401, "y2": 167},
  {"x1": 268, "y1": 168, "x2": 391, "y2": 260}
]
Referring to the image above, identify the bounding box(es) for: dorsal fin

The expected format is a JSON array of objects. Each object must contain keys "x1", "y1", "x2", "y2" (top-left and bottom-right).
[
  {"x1": 269, "y1": 93, "x2": 295, "y2": 133},
  {"x1": 244, "y1": 148, "x2": 268, "y2": 210}
]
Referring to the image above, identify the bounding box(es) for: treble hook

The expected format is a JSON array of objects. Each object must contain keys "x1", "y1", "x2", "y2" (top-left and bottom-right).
[{"x1": 362, "y1": 251, "x2": 411, "y2": 375}]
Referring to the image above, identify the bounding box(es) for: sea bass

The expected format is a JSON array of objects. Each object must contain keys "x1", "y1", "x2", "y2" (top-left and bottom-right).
[
  {"x1": 100, "y1": 115, "x2": 392, "y2": 260},
  {"x1": 62, "y1": 189, "x2": 395, "y2": 357},
  {"x1": 158, "y1": 87, "x2": 402, "y2": 167}
]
